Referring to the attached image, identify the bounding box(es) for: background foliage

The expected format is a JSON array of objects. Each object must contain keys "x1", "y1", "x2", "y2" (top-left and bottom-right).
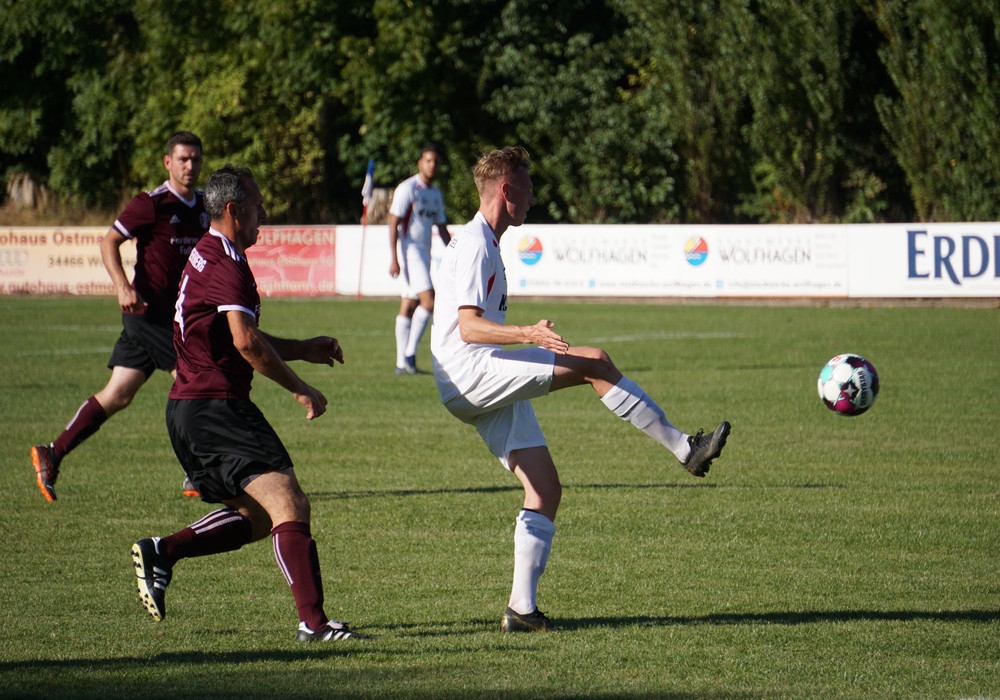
[{"x1": 1, "y1": 0, "x2": 998, "y2": 224}]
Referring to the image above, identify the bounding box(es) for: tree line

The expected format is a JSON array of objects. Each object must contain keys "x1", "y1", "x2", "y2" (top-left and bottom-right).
[{"x1": 1, "y1": 0, "x2": 998, "y2": 225}]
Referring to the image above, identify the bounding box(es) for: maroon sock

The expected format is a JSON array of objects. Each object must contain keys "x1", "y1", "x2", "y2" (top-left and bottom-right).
[
  {"x1": 52, "y1": 396, "x2": 108, "y2": 461},
  {"x1": 158, "y1": 509, "x2": 253, "y2": 566},
  {"x1": 272, "y1": 521, "x2": 327, "y2": 631}
]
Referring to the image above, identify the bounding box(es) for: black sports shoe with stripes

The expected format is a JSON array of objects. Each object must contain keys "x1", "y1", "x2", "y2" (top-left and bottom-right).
[
  {"x1": 682, "y1": 421, "x2": 731, "y2": 477},
  {"x1": 297, "y1": 620, "x2": 364, "y2": 641},
  {"x1": 131, "y1": 537, "x2": 172, "y2": 622}
]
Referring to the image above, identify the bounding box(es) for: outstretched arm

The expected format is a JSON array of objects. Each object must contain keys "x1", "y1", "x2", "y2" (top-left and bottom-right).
[
  {"x1": 262, "y1": 332, "x2": 344, "y2": 366},
  {"x1": 456, "y1": 306, "x2": 569, "y2": 353},
  {"x1": 227, "y1": 311, "x2": 329, "y2": 420}
]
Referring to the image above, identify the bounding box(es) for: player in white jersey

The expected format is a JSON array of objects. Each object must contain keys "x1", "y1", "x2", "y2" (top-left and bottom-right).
[
  {"x1": 388, "y1": 145, "x2": 450, "y2": 374},
  {"x1": 431, "y1": 146, "x2": 731, "y2": 633}
]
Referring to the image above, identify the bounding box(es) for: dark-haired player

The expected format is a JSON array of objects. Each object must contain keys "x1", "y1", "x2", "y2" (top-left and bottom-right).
[
  {"x1": 31, "y1": 131, "x2": 208, "y2": 501},
  {"x1": 130, "y1": 165, "x2": 362, "y2": 642},
  {"x1": 388, "y1": 145, "x2": 450, "y2": 374}
]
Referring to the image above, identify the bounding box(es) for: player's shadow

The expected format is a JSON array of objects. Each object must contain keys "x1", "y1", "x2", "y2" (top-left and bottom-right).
[
  {"x1": 309, "y1": 481, "x2": 840, "y2": 503},
  {"x1": 309, "y1": 484, "x2": 521, "y2": 501},
  {"x1": 0, "y1": 648, "x2": 376, "y2": 674},
  {"x1": 557, "y1": 608, "x2": 1000, "y2": 630},
  {"x1": 343, "y1": 608, "x2": 1000, "y2": 639}
]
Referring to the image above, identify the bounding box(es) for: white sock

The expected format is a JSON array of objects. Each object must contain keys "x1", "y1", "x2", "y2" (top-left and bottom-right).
[
  {"x1": 508, "y1": 510, "x2": 556, "y2": 615},
  {"x1": 601, "y1": 376, "x2": 690, "y2": 461},
  {"x1": 405, "y1": 305, "x2": 432, "y2": 358},
  {"x1": 395, "y1": 314, "x2": 411, "y2": 367}
]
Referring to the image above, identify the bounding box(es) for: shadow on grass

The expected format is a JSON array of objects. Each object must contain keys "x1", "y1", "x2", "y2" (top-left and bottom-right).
[
  {"x1": 560, "y1": 608, "x2": 1000, "y2": 630},
  {"x1": 378, "y1": 608, "x2": 1000, "y2": 638},
  {"x1": 11, "y1": 610, "x2": 994, "y2": 670},
  {"x1": 310, "y1": 485, "x2": 521, "y2": 501},
  {"x1": 310, "y1": 481, "x2": 847, "y2": 502},
  {"x1": 4, "y1": 611, "x2": 995, "y2": 700},
  {"x1": 0, "y1": 646, "x2": 383, "y2": 674}
]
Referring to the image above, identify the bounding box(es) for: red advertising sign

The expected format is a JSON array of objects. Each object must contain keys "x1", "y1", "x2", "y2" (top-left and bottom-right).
[{"x1": 246, "y1": 226, "x2": 337, "y2": 297}]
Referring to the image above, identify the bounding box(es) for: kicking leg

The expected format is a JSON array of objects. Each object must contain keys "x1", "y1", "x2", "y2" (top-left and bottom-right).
[{"x1": 551, "y1": 347, "x2": 729, "y2": 474}]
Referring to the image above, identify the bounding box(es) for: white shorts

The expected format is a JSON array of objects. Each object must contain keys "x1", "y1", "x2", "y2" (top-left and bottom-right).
[
  {"x1": 399, "y1": 243, "x2": 433, "y2": 299},
  {"x1": 440, "y1": 346, "x2": 555, "y2": 469}
]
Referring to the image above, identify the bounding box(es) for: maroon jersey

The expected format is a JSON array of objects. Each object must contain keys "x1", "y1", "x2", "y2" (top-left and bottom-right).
[
  {"x1": 113, "y1": 181, "x2": 209, "y2": 321},
  {"x1": 170, "y1": 231, "x2": 261, "y2": 400}
]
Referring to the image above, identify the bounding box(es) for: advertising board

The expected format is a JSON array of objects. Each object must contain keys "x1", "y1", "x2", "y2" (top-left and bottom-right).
[{"x1": 4, "y1": 223, "x2": 997, "y2": 299}]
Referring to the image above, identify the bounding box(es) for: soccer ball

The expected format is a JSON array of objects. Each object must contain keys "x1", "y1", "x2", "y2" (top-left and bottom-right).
[{"x1": 817, "y1": 353, "x2": 880, "y2": 416}]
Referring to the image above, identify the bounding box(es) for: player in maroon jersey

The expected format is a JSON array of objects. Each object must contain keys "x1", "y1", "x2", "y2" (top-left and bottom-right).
[
  {"x1": 31, "y1": 131, "x2": 209, "y2": 502},
  {"x1": 130, "y1": 165, "x2": 362, "y2": 641}
]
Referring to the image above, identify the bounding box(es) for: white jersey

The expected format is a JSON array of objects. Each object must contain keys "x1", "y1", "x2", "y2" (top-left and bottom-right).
[
  {"x1": 389, "y1": 174, "x2": 446, "y2": 252},
  {"x1": 431, "y1": 211, "x2": 509, "y2": 403}
]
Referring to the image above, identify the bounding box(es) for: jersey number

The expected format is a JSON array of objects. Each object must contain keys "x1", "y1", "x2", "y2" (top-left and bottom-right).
[{"x1": 175, "y1": 274, "x2": 189, "y2": 340}]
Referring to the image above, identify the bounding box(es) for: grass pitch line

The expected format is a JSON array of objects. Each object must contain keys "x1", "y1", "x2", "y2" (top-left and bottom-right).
[{"x1": 589, "y1": 330, "x2": 745, "y2": 343}]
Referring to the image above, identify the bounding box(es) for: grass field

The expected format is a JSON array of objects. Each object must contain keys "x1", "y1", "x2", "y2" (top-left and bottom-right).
[{"x1": 1, "y1": 296, "x2": 998, "y2": 699}]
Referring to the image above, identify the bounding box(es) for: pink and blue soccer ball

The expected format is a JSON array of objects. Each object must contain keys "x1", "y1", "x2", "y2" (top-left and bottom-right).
[{"x1": 817, "y1": 353, "x2": 880, "y2": 416}]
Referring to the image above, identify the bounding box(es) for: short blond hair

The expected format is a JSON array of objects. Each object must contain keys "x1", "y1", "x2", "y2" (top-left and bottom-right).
[{"x1": 472, "y1": 146, "x2": 531, "y2": 195}]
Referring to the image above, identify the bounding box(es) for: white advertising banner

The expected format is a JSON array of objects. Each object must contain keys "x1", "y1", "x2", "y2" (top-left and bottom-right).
[
  {"x1": 847, "y1": 222, "x2": 1000, "y2": 297},
  {"x1": 498, "y1": 224, "x2": 850, "y2": 297},
  {"x1": 335, "y1": 224, "x2": 448, "y2": 298},
  {"x1": 335, "y1": 224, "x2": 397, "y2": 297},
  {"x1": 4, "y1": 223, "x2": 998, "y2": 299}
]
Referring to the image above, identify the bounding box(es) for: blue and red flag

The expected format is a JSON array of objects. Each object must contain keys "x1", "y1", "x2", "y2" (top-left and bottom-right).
[{"x1": 361, "y1": 159, "x2": 375, "y2": 223}]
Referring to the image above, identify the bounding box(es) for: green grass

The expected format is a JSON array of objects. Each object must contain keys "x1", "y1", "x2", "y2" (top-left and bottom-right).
[{"x1": 1, "y1": 296, "x2": 998, "y2": 699}]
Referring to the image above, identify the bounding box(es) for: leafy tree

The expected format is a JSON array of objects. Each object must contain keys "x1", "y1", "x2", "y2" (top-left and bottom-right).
[
  {"x1": 478, "y1": 0, "x2": 678, "y2": 223},
  {"x1": 735, "y1": 0, "x2": 864, "y2": 222},
  {"x1": 0, "y1": 0, "x2": 135, "y2": 206},
  {"x1": 124, "y1": 0, "x2": 361, "y2": 222},
  {"x1": 862, "y1": 0, "x2": 1000, "y2": 221},
  {"x1": 837, "y1": 10, "x2": 913, "y2": 223},
  {"x1": 2, "y1": 0, "x2": 367, "y2": 221},
  {"x1": 619, "y1": 0, "x2": 752, "y2": 223},
  {"x1": 6, "y1": 0, "x2": 996, "y2": 226},
  {"x1": 336, "y1": 0, "x2": 505, "y2": 222}
]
